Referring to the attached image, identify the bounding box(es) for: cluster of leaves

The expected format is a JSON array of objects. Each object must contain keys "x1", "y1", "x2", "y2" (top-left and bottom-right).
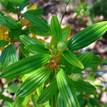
[{"x1": 0, "y1": 0, "x2": 107, "y2": 107}]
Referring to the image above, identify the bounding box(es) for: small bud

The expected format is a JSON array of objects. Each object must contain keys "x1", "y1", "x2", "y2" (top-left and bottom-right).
[{"x1": 57, "y1": 42, "x2": 67, "y2": 51}]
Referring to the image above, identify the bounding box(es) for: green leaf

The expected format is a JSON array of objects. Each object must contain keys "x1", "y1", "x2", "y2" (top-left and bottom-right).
[
  {"x1": 1, "y1": 0, "x2": 25, "y2": 6},
  {"x1": 24, "y1": 13, "x2": 50, "y2": 36},
  {"x1": 68, "y1": 21, "x2": 107, "y2": 50},
  {"x1": 88, "y1": 103, "x2": 93, "y2": 107},
  {"x1": 0, "y1": 14, "x2": 18, "y2": 29},
  {"x1": 50, "y1": 16, "x2": 62, "y2": 45},
  {"x1": 0, "y1": 44, "x2": 18, "y2": 68},
  {"x1": 63, "y1": 52, "x2": 101, "y2": 73},
  {"x1": 9, "y1": 25, "x2": 27, "y2": 40},
  {"x1": 19, "y1": 44, "x2": 30, "y2": 57},
  {"x1": 0, "y1": 54, "x2": 50, "y2": 79},
  {"x1": 78, "y1": 52, "x2": 101, "y2": 68},
  {"x1": 0, "y1": 93, "x2": 13, "y2": 102},
  {"x1": 71, "y1": 79, "x2": 96, "y2": 94},
  {"x1": 4, "y1": 101, "x2": 13, "y2": 107},
  {"x1": 14, "y1": 96, "x2": 30, "y2": 107},
  {"x1": 31, "y1": 95, "x2": 38, "y2": 107},
  {"x1": 24, "y1": 8, "x2": 43, "y2": 18},
  {"x1": 89, "y1": 98, "x2": 101, "y2": 107},
  {"x1": 56, "y1": 69, "x2": 80, "y2": 107},
  {"x1": 62, "y1": 26, "x2": 71, "y2": 42},
  {"x1": 19, "y1": 0, "x2": 30, "y2": 10},
  {"x1": 20, "y1": 34, "x2": 40, "y2": 45},
  {"x1": 16, "y1": 67, "x2": 50, "y2": 96},
  {"x1": 20, "y1": 35, "x2": 49, "y2": 54},
  {"x1": 57, "y1": 93, "x2": 66, "y2": 107},
  {"x1": 0, "y1": 0, "x2": 20, "y2": 13},
  {"x1": 7, "y1": 83, "x2": 18, "y2": 93},
  {"x1": 62, "y1": 50, "x2": 84, "y2": 69},
  {"x1": 0, "y1": 40, "x2": 9, "y2": 47},
  {"x1": 37, "y1": 80, "x2": 57, "y2": 104}
]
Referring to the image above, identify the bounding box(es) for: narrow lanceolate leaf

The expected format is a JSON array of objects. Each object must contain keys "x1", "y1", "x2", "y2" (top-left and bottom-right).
[
  {"x1": 56, "y1": 69, "x2": 80, "y2": 107},
  {"x1": 62, "y1": 26, "x2": 71, "y2": 42},
  {"x1": 19, "y1": 0, "x2": 29, "y2": 10},
  {"x1": 71, "y1": 79, "x2": 96, "y2": 94},
  {"x1": 50, "y1": 16, "x2": 62, "y2": 45},
  {"x1": 0, "y1": 44, "x2": 18, "y2": 68},
  {"x1": 62, "y1": 50, "x2": 84, "y2": 69},
  {"x1": 24, "y1": 8, "x2": 43, "y2": 17},
  {"x1": 0, "y1": 14, "x2": 18, "y2": 29},
  {"x1": 37, "y1": 80, "x2": 57, "y2": 103},
  {"x1": 68, "y1": 52, "x2": 101, "y2": 73},
  {"x1": 78, "y1": 52, "x2": 101, "y2": 68},
  {"x1": 68, "y1": 21, "x2": 107, "y2": 50},
  {"x1": 57, "y1": 93, "x2": 66, "y2": 107},
  {"x1": 20, "y1": 35, "x2": 40, "y2": 46},
  {"x1": 0, "y1": 54, "x2": 50, "y2": 79},
  {"x1": 16, "y1": 67, "x2": 50, "y2": 97},
  {"x1": 0, "y1": 40, "x2": 8, "y2": 47},
  {"x1": 24, "y1": 13, "x2": 50, "y2": 36},
  {"x1": 20, "y1": 35, "x2": 49, "y2": 54}
]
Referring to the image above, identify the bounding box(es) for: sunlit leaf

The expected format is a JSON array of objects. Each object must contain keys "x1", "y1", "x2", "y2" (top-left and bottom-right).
[
  {"x1": 37, "y1": 80, "x2": 57, "y2": 103},
  {"x1": 56, "y1": 69, "x2": 80, "y2": 107},
  {"x1": 68, "y1": 21, "x2": 107, "y2": 50},
  {"x1": 0, "y1": 54, "x2": 50, "y2": 79},
  {"x1": 62, "y1": 26, "x2": 71, "y2": 42},
  {"x1": 50, "y1": 16, "x2": 62, "y2": 45},
  {"x1": 57, "y1": 93, "x2": 66, "y2": 107},
  {"x1": 62, "y1": 50, "x2": 84, "y2": 69},
  {"x1": 16, "y1": 67, "x2": 50, "y2": 96}
]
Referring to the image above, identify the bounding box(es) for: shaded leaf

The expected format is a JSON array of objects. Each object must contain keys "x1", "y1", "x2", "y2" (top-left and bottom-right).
[
  {"x1": 0, "y1": 40, "x2": 9, "y2": 47},
  {"x1": 20, "y1": 35, "x2": 49, "y2": 54},
  {"x1": 71, "y1": 79, "x2": 96, "y2": 94},
  {"x1": 0, "y1": 14, "x2": 18, "y2": 29},
  {"x1": 0, "y1": 44, "x2": 18, "y2": 68},
  {"x1": 78, "y1": 52, "x2": 101, "y2": 68},
  {"x1": 19, "y1": 0, "x2": 30, "y2": 10},
  {"x1": 9, "y1": 26, "x2": 27, "y2": 40},
  {"x1": 24, "y1": 13, "x2": 50, "y2": 36},
  {"x1": 24, "y1": 8, "x2": 43, "y2": 17}
]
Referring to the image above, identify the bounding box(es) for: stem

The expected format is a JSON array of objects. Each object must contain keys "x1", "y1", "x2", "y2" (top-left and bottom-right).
[{"x1": 60, "y1": 0, "x2": 70, "y2": 24}]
